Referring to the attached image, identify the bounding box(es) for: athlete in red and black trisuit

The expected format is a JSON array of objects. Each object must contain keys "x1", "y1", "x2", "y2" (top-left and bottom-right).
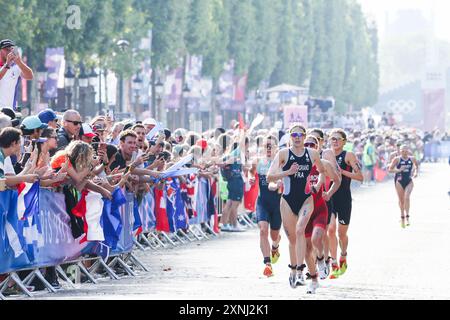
[
  {"x1": 308, "y1": 128, "x2": 341, "y2": 276},
  {"x1": 267, "y1": 125, "x2": 325, "y2": 289},
  {"x1": 388, "y1": 144, "x2": 418, "y2": 228},
  {"x1": 303, "y1": 135, "x2": 341, "y2": 294},
  {"x1": 328, "y1": 129, "x2": 363, "y2": 280}
]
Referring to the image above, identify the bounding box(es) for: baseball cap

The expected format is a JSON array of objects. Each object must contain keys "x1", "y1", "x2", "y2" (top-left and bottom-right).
[
  {"x1": 143, "y1": 118, "x2": 157, "y2": 126},
  {"x1": 38, "y1": 109, "x2": 57, "y2": 124},
  {"x1": 0, "y1": 39, "x2": 15, "y2": 49},
  {"x1": 81, "y1": 123, "x2": 96, "y2": 138},
  {"x1": 22, "y1": 116, "x2": 48, "y2": 130},
  {"x1": 1, "y1": 108, "x2": 20, "y2": 127}
]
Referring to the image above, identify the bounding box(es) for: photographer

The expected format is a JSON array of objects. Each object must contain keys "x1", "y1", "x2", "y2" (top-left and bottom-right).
[{"x1": 0, "y1": 39, "x2": 34, "y2": 110}]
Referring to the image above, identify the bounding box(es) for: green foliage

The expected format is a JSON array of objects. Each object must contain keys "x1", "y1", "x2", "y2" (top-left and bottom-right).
[{"x1": 3, "y1": 0, "x2": 378, "y2": 109}]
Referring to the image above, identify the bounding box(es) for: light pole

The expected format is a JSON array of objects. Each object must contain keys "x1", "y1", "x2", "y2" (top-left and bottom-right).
[
  {"x1": 78, "y1": 64, "x2": 89, "y2": 119},
  {"x1": 88, "y1": 67, "x2": 98, "y2": 115},
  {"x1": 116, "y1": 39, "x2": 130, "y2": 113},
  {"x1": 132, "y1": 72, "x2": 143, "y2": 117},
  {"x1": 64, "y1": 66, "x2": 75, "y2": 110},
  {"x1": 155, "y1": 78, "x2": 164, "y2": 121}
]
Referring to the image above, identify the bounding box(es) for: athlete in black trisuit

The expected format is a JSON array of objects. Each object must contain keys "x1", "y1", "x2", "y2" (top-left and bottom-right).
[
  {"x1": 328, "y1": 129, "x2": 364, "y2": 280},
  {"x1": 267, "y1": 124, "x2": 325, "y2": 288},
  {"x1": 388, "y1": 145, "x2": 418, "y2": 228}
]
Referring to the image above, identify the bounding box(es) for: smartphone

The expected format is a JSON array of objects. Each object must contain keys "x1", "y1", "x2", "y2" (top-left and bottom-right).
[
  {"x1": 124, "y1": 166, "x2": 131, "y2": 174},
  {"x1": 13, "y1": 47, "x2": 19, "y2": 56}
]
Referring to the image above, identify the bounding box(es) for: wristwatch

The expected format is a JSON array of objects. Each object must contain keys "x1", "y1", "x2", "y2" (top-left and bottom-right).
[{"x1": 3, "y1": 64, "x2": 10, "y2": 70}]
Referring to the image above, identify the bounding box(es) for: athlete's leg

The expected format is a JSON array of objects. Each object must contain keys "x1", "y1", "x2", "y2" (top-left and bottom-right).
[
  {"x1": 258, "y1": 221, "x2": 270, "y2": 261},
  {"x1": 281, "y1": 199, "x2": 298, "y2": 273},
  {"x1": 337, "y1": 224, "x2": 350, "y2": 256},
  {"x1": 305, "y1": 238, "x2": 316, "y2": 276},
  {"x1": 404, "y1": 181, "x2": 414, "y2": 218},
  {"x1": 395, "y1": 181, "x2": 406, "y2": 218},
  {"x1": 295, "y1": 197, "x2": 314, "y2": 281},
  {"x1": 327, "y1": 214, "x2": 338, "y2": 261},
  {"x1": 312, "y1": 226, "x2": 325, "y2": 258}
]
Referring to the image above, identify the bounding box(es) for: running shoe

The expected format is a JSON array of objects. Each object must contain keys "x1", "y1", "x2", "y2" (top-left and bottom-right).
[
  {"x1": 339, "y1": 257, "x2": 348, "y2": 276},
  {"x1": 317, "y1": 258, "x2": 329, "y2": 280},
  {"x1": 220, "y1": 224, "x2": 231, "y2": 232},
  {"x1": 295, "y1": 271, "x2": 306, "y2": 286},
  {"x1": 400, "y1": 219, "x2": 406, "y2": 229},
  {"x1": 271, "y1": 249, "x2": 280, "y2": 264},
  {"x1": 306, "y1": 280, "x2": 319, "y2": 294},
  {"x1": 289, "y1": 273, "x2": 297, "y2": 289},
  {"x1": 329, "y1": 264, "x2": 340, "y2": 279},
  {"x1": 263, "y1": 264, "x2": 274, "y2": 277}
]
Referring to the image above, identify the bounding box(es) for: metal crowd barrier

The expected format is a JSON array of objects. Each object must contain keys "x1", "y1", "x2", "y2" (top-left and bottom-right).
[{"x1": 0, "y1": 175, "x2": 255, "y2": 300}]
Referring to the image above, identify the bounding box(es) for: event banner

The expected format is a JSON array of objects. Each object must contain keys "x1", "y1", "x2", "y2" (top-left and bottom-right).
[
  {"x1": 283, "y1": 105, "x2": 309, "y2": 129},
  {"x1": 44, "y1": 48, "x2": 64, "y2": 100}
]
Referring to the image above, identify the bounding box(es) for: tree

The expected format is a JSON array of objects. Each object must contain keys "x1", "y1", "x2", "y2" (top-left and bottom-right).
[
  {"x1": 227, "y1": 0, "x2": 256, "y2": 76},
  {"x1": 202, "y1": 0, "x2": 230, "y2": 80},
  {"x1": 247, "y1": 0, "x2": 280, "y2": 89}
]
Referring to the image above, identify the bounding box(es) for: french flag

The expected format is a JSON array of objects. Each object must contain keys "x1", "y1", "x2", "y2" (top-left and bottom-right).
[
  {"x1": 17, "y1": 182, "x2": 40, "y2": 221},
  {"x1": 72, "y1": 190, "x2": 105, "y2": 243}
]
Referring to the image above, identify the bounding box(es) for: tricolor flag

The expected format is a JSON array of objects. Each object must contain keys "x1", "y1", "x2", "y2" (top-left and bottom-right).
[
  {"x1": 17, "y1": 182, "x2": 40, "y2": 221},
  {"x1": 72, "y1": 190, "x2": 105, "y2": 243}
]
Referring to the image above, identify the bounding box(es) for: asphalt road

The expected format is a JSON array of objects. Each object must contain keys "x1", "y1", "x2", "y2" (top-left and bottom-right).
[{"x1": 20, "y1": 162, "x2": 450, "y2": 300}]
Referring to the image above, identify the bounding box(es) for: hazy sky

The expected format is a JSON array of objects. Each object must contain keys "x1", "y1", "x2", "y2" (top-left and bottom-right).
[{"x1": 358, "y1": 0, "x2": 450, "y2": 42}]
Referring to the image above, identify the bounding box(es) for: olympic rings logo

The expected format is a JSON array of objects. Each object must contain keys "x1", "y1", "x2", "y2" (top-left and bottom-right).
[{"x1": 387, "y1": 100, "x2": 416, "y2": 114}]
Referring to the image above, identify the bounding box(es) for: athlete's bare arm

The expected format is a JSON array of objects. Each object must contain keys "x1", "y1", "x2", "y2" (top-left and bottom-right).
[
  {"x1": 322, "y1": 148, "x2": 342, "y2": 180},
  {"x1": 309, "y1": 148, "x2": 325, "y2": 174},
  {"x1": 343, "y1": 152, "x2": 364, "y2": 182},
  {"x1": 322, "y1": 159, "x2": 342, "y2": 201},
  {"x1": 388, "y1": 157, "x2": 401, "y2": 174},
  {"x1": 267, "y1": 149, "x2": 294, "y2": 183}
]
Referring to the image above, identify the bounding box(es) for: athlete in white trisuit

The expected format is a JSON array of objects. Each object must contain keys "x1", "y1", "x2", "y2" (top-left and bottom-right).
[
  {"x1": 303, "y1": 135, "x2": 341, "y2": 294},
  {"x1": 267, "y1": 125, "x2": 325, "y2": 288},
  {"x1": 251, "y1": 135, "x2": 282, "y2": 277},
  {"x1": 388, "y1": 145, "x2": 418, "y2": 228},
  {"x1": 328, "y1": 129, "x2": 364, "y2": 280},
  {"x1": 308, "y1": 128, "x2": 341, "y2": 277}
]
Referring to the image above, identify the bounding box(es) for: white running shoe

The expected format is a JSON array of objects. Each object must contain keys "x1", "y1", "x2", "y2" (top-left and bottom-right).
[
  {"x1": 289, "y1": 273, "x2": 297, "y2": 289},
  {"x1": 317, "y1": 259, "x2": 329, "y2": 280},
  {"x1": 307, "y1": 280, "x2": 319, "y2": 294},
  {"x1": 295, "y1": 272, "x2": 306, "y2": 286}
]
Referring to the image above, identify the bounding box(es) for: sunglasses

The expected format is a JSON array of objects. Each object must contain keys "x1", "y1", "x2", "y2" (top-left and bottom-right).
[
  {"x1": 331, "y1": 137, "x2": 345, "y2": 142},
  {"x1": 266, "y1": 144, "x2": 273, "y2": 149},
  {"x1": 291, "y1": 132, "x2": 305, "y2": 139},
  {"x1": 304, "y1": 143, "x2": 317, "y2": 148},
  {"x1": 66, "y1": 120, "x2": 82, "y2": 126}
]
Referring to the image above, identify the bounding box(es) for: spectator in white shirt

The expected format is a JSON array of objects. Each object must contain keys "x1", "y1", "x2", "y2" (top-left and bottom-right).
[{"x1": 0, "y1": 39, "x2": 34, "y2": 110}]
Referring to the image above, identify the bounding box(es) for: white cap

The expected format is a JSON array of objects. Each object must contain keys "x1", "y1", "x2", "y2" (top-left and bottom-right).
[{"x1": 143, "y1": 118, "x2": 157, "y2": 126}]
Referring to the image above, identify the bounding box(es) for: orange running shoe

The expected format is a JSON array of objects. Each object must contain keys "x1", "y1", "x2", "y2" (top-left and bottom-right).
[{"x1": 263, "y1": 264, "x2": 274, "y2": 277}]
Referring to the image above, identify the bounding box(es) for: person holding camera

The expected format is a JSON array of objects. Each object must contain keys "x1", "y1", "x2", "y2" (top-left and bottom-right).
[{"x1": 0, "y1": 39, "x2": 34, "y2": 110}]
